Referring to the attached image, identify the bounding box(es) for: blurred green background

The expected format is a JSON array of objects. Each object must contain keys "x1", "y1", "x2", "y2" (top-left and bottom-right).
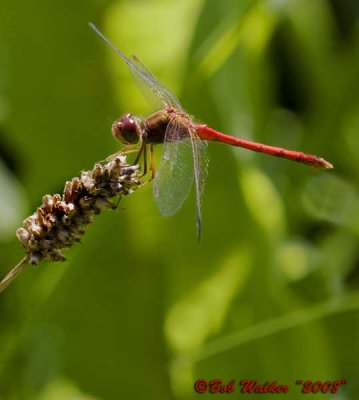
[{"x1": 0, "y1": 0, "x2": 358, "y2": 399}]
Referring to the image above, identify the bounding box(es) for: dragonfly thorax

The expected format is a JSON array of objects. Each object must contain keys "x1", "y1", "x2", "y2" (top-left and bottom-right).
[{"x1": 112, "y1": 113, "x2": 141, "y2": 144}]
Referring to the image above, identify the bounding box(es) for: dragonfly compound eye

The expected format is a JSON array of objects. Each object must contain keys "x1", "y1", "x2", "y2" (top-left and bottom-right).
[{"x1": 112, "y1": 113, "x2": 140, "y2": 144}]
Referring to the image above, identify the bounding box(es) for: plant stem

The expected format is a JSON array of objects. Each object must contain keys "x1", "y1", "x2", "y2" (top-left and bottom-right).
[{"x1": 0, "y1": 256, "x2": 29, "y2": 294}]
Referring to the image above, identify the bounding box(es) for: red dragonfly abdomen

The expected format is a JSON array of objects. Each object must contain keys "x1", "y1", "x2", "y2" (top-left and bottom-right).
[{"x1": 196, "y1": 124, "x2": 333, "y2": 169}]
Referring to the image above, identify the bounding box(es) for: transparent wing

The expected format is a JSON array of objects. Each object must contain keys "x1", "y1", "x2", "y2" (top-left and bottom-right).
[
  {"x1": 153, "y1": 119, "x2": 209, "y2": 238},
  {"x1": 189, "y1": 128, "x2": 209, "y2": 240},
  {"x1": 129, "y1": 65, "x2": 163, "y2": 110},
  {"x1": 89, "y1": 23, "x2": 181, "y2": 108},
  {"x1": 129, "y1": 55, "x2": 182, "y2": 109},
  {"x1": 153, "y1": 118, "x2": 194, "y2": 217}
]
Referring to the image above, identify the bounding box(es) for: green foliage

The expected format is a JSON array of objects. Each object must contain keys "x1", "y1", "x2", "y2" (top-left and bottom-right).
[{"x1": 0, "y1": 0, "x2": 358, "y2": 399}]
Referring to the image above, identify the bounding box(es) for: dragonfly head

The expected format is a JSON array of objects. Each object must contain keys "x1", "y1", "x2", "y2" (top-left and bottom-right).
[{"x1": 112, "y1": 113, "x2": 141, "y2": 144}]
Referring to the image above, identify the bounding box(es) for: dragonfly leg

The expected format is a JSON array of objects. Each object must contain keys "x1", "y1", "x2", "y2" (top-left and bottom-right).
[
  {"x1": 122, "y1": 144, "x2": 139, "y2": 155},
  {"x1": 142, "y1": 143, "x2": 148, "y2": 176},
  {"x1": 149, "y1": 144, "x2": 155, "y2": 180},
  {"x1": 105, "y1": 145, "x2": 139, "y2": 163},
  {"x1": 134, "y1": 141, "x2": 150, "y2": 177},
  {"x1": 134, "y1": 141, "x2": 145, "y2": 164}
]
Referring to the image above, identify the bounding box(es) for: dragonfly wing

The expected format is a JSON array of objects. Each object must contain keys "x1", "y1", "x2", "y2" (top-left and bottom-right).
[
  {"x1": 116, "y1": 52, "x2": 175, "y2": 108},
  {"x1": 189, "y1": 129, "x2": 209, "y2": 240},
  {"x1": 129, "y1": 67, "x2": 164, "y2": 110},
  {"x1": 153, "y1": 119, "x2": 209, "y2": 239},
  {"x1": 153, "y1": 118, "x2": 194, "y2": 217},
  {"x1": 89, "y1": 23, "x2": 181, "y2": 108},
  {"x1": 129, "y1": 55, "x2": 182, "y2": 109}
]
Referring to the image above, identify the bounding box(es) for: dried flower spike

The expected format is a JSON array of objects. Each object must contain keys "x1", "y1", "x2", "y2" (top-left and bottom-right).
[{"x1": 0, "y1": 154, "x2": 143, "y2": 294}]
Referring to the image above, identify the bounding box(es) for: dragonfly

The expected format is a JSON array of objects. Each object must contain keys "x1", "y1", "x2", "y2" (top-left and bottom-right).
[{"x1": 89, "y1": 23, "x2": 333, "y2": 239}]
